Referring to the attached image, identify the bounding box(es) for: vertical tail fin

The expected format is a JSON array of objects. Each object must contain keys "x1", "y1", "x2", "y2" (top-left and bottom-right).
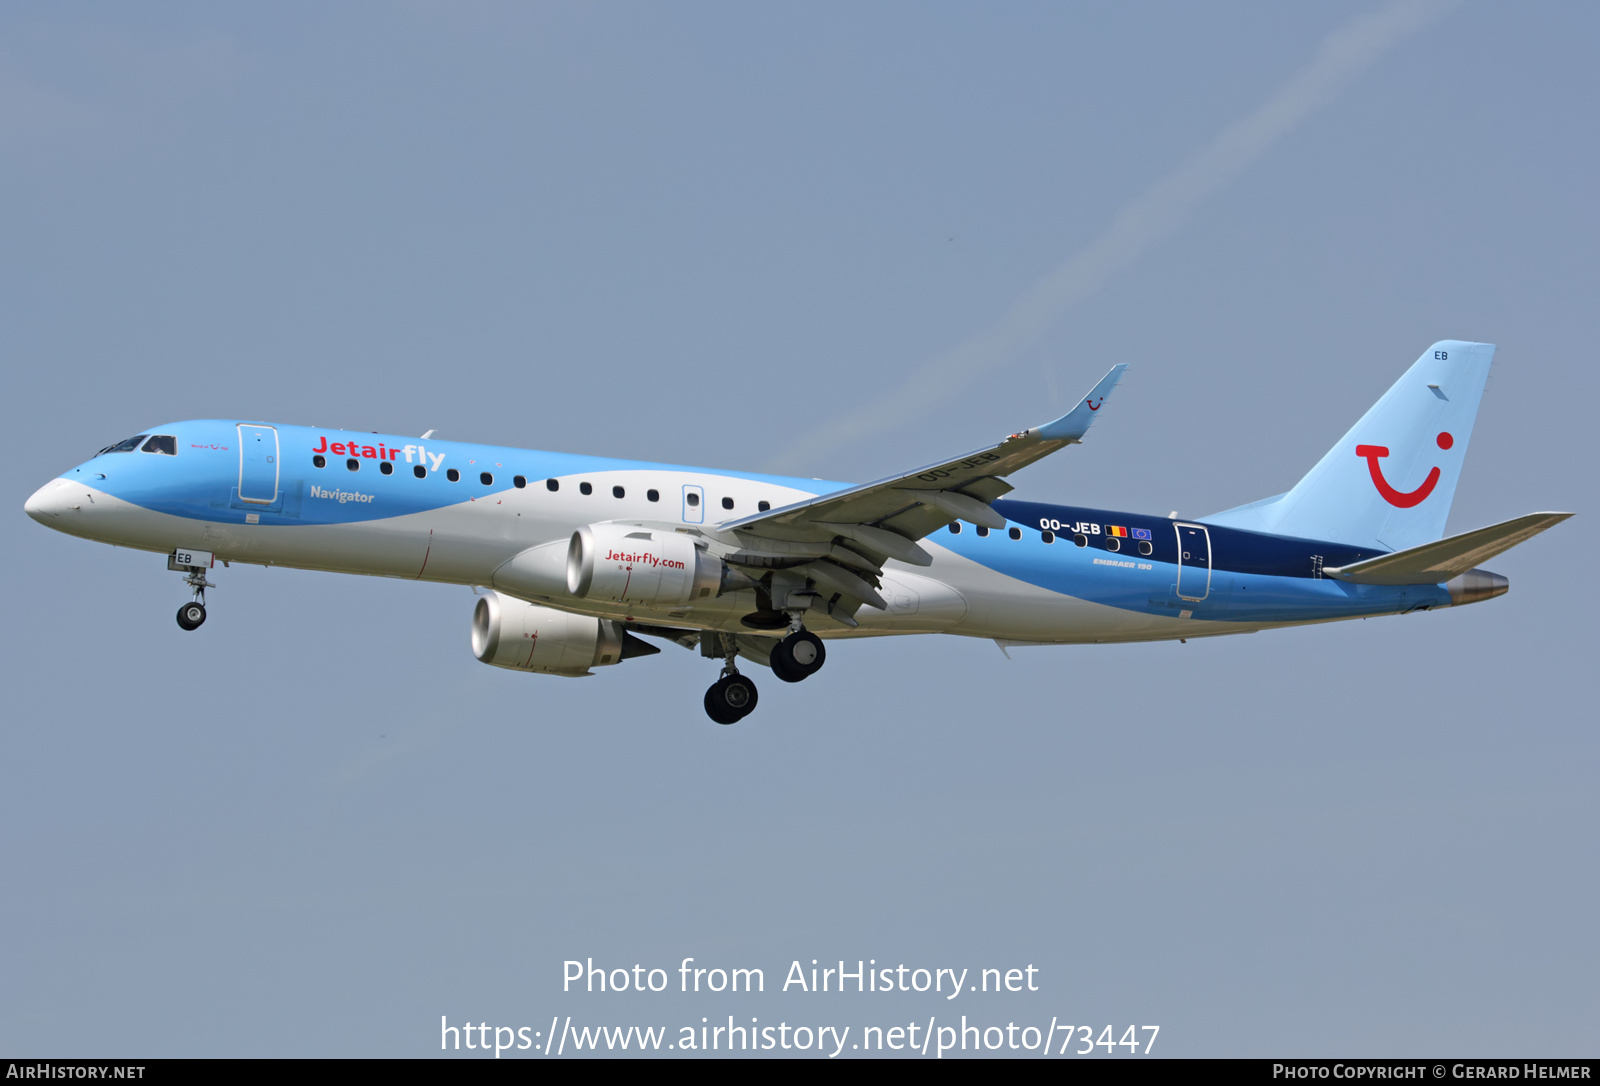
[{"x1": 1206, "y1": 341, "x2": 1494, "y2": 551}]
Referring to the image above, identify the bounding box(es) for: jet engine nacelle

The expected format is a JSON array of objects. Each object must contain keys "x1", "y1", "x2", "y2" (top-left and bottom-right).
[
  {"x1": 566, "y1": 523, "x2": 722, "y2": 606},
  {"x1": 472, "y1": 591, "x2": 636, "y2": 676}
]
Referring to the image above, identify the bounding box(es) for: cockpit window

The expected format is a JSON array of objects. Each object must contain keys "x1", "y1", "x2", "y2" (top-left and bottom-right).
[
  {"x1": 95, "y1": 435, "x2": 148, "y2": 457},
  {"x1": 141, "y1": 435, "x2": 177, "y2": 456}
]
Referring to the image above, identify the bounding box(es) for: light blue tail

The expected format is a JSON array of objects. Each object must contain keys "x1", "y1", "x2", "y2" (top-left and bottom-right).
[{"x1": 1206, "y1": 341, "x2": 1495, "y2": 552}]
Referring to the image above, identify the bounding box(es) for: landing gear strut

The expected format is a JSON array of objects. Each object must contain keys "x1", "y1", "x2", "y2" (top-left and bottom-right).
[
  {"x1": 700, "y1": 615, "x2": 827, "y2": 722},
  {"x1": 175, "y1": 564, "x2": 213, "y2": 632},
  {"x1": 704, "y1": 634, "x2": 759, "y2": 725}
]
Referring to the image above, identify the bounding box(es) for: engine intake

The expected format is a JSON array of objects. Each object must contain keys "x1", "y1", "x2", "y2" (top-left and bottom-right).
[
  {"x1": 566, "y1": 524, "x2": 722, "y2": 606},
  {"x1": 471, "y1": 591, "x2": 657, "y2": 676}
]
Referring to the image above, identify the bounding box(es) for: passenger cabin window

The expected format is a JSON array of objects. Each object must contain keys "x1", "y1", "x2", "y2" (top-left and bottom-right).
[
  {"x1": 1073, "y1": 533, "x2": 1088, "y2": 547},
  {"x1": 686, "y1": 492, "x2": 699, "y2": 507},
  {"x1": 346, "y1": 458, "x2": 359, "y2": 471},
  {"x1": 546, "y1": 479, "x2": 559, "y2": 492},
  {"x1": 758, "y1": 501, "x2": 770, "y2": 512},
  {"x1": 721, "y1": 497, "x2": 734, "y2": 510},
  {"x1": 446, "y1": 468, "x2": 460, "y2": 482},
  {"x1": 612, "y1": 485, "x2": 625, "y2": 498},
  {"x1": 1041, "y1": 530, "x2": 1055, "y2": 544},
  {"x1": 480, "y1": 472, "x2": 493, "y2": 486},
  {"x1": 1105, "y1": 537, "x2": 1120, "y2": 552},
  {"x1": 313, "y1": 455, "x2": 327, "y2": 469},
  {"x1": 513, "y1": 476, "x2": 526, "y2": 489},
  {"x1": 976, "y1": 526, "x2": 989, "y2": 537},
  {"x1": 380, "y1": 461, "x2": 393, "y2": 475},
  {"x1": 96, "y1": 435, "x2": 148, "y2": 457},
  {"x1": 647, "y1": 489, "x2": 659, "y2": 502},
  {"x1": 414, "y1": 465, "x2": 427, "y2": 479},
  {"x1": 579, "y1": 482, "x2": 592, "y2": 495},
  {"x1": 949, "y1": 523, "x2": 962, "y2": 535},
  {"x1": 1138, "y1": 540, "x2": 1153, "y2": 556},
  {"x1": 1008, "y1": 527, "x2": 1022, "y2": 540},
  {"x1": 141, "y1": 435, "x2": 177, "y2": 455}
]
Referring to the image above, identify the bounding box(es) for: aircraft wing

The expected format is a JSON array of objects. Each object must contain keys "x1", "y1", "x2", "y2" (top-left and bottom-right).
[
  {"x1": 1322, "y1": 511, "x2": 1573, "y2": 585},
  {"x1": 714, "y1": 366, "x2": 1125, "y2": 586}
]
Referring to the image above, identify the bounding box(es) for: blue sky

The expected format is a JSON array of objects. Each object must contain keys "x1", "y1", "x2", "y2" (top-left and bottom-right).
[{"x1": 3, "y1": 1, "x2": 1595, "y2": 1056}]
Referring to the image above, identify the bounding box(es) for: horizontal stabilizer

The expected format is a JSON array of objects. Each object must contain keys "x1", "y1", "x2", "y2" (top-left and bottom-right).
[{"x1": 1322, "y1": 512, "x2": 1572, "y2": 585}]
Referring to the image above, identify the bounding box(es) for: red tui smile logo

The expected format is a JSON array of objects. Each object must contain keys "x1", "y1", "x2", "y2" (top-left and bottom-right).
[{"x1": 1356, "y1": 432, "x2": 1453, "y2": 508}]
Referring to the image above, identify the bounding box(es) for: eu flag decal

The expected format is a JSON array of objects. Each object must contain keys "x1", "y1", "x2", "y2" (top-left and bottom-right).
[{"x1": 1131, "y1": 527, "x2": 1152, "y2": 540}]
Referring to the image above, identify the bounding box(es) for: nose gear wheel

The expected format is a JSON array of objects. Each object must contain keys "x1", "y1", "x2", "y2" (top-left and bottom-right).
[
  {"x1": 175, "y1": 564, "x2": 214, "y2": 631},
  {"x1": 176, "y1": 602, "x2": 207, "y2": 630}
]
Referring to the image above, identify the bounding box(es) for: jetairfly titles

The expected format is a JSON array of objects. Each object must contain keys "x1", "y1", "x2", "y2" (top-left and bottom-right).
[
  {"x1": 24, "y1": 341, "x2": 1571, "y2": 724},
  {"x1": 310, "y1": 435, "x2": 448, "y2": 473}
]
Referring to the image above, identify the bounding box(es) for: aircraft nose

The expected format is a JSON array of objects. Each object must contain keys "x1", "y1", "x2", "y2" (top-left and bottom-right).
[{"x1": 24, "y1": 478, "x2": 79, "y2": 523}]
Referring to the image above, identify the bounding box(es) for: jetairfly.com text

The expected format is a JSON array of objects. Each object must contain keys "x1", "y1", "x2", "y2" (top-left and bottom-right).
[{"x1": 602, "y1": 550, "x2": 687, "y2": 570}]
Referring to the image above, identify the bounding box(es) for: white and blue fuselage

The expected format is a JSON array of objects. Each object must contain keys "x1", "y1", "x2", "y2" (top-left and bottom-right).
[
  {"x1": 25, "y1": 420, "x2": 1457, "y2": 641},
  {"x1": 25, "y1": 343, "x2": 1559, "y2": 722}
]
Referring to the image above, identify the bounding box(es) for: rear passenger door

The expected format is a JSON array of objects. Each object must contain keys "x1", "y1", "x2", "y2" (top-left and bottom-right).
[{"x1": 1174, "y1": 523, "x2": 1211, "y2": 601}]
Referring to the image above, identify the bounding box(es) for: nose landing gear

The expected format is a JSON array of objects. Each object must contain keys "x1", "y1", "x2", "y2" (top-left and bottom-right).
[{"x1": 171, "y1": 553, "x2": 214, "y2": 631}]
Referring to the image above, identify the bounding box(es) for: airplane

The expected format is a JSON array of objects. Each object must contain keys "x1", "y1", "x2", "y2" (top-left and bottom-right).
[{"x1": 23, "y1": 340, "x2": 1570, "y2": 724}]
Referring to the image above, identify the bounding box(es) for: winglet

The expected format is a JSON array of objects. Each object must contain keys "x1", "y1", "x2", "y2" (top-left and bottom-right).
[{"x1": 1032, "y1": 364, "x2": 1127, "y2": 442}]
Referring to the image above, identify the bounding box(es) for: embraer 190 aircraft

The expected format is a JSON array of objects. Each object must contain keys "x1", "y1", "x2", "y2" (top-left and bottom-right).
[{"x1": 24, "y1": 341, "x2": 1570, "y2": 723}]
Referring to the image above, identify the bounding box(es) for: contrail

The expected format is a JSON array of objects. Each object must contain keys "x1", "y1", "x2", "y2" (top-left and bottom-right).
[{"x1": 765, "y1": 0, "x2": 1458, "y2": 473}]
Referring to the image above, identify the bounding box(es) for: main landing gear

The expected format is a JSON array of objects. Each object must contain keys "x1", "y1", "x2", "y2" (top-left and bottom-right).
[
  {"x1": 704, "y1": 634, "x2": 759, "y2": 725},
  {"x1": 705, "y1": 672, "x2": 759, "y2": 725},
  {"x1": 770, "y1": 628, "x2": 825, "y2": 683},
  {"x1": 174, "y1": 560, "x2": 214, "y2": 632},
  {"x1": 702, "y1": 618, "x2": 828, "y2": 725}
]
